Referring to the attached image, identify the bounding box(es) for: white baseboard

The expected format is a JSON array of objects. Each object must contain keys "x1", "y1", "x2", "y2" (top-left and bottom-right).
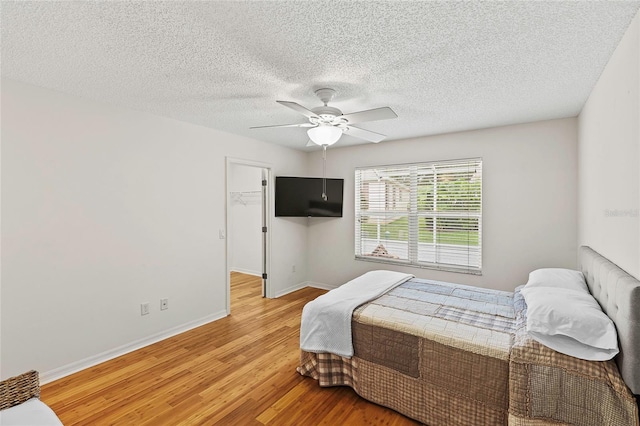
[
  {"x1": 230, "y1": 268, "x2": 262, "y2": 277},
  {"x1": 306, "y1": 281, "x2": 337, "y2": 291},
  {"x1": 273, "y1": 281, "x2": 311, "y2": 298},
  {"x1": 40, "y1": 310, "x2": 228, "y2": 385},
  {"x1": 272, "y1": 281, "x2": 338, "y2": 298}
]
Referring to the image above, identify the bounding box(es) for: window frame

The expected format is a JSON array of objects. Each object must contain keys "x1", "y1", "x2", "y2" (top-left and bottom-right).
[{"x1": 354, "y1": 158, "x2": 482, "y2": 275}]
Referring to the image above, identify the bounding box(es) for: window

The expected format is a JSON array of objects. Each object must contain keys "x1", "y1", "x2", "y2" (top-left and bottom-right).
[{"x1": 355, "y1": 158, "x2": 482, "y2": 274}]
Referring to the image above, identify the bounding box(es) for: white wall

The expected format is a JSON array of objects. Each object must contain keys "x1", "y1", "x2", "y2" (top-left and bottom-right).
[
  {"x1": 0, "y1": 79, "x2": 308, "y2": 381},
  {"x1": 578, "y1": 12, "x2": 640, "y2": 278},
  {"x1": 229, "y1": 164, "x2": 262, "y2": 276},
  {"x1": 306, "y1": 118, "x2": 578, "y2": 292}
]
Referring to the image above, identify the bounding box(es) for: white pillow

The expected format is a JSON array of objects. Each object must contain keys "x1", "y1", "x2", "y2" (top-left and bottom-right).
[
  {"x1": 520, "y1": 286, "x2": 619, "y2": 361},
  {"x1": 526, "y1": 268, "x2": 588, "y2": 293}
]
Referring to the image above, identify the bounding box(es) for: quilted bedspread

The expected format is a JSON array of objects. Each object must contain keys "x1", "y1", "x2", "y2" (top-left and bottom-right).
[{"x1": 297, "y1": 278, "x2": 639, "y2": 426}]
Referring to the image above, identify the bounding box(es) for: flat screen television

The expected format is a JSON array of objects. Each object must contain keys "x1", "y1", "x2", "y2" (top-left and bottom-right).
[{"x1": 275, "y1": 176, "x2": 344, "y2": 217}]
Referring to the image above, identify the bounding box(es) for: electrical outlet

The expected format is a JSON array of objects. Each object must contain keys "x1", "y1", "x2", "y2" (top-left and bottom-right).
[
  {"x1": 160, "y1": 298, "x2": 168, "y2": 311},
  {"x1": 292, "y1": 264, "x2": 296, "y2": 273},
  {"x1": 218, "y1": 229, "x2": 225, "y2": 239},
  {"x1": 140, "y1": 303, "x2": 150, "y2": 316}
]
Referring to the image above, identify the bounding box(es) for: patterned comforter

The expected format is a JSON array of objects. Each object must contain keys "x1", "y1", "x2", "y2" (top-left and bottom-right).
[{"x1": 297, "y1": 278, "x2": 639, "y2": 426}]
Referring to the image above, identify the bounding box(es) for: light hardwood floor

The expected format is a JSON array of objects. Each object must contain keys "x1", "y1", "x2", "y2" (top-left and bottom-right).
[{"x1": 42, "y1": 272, "x2": 419, "y2": 425}]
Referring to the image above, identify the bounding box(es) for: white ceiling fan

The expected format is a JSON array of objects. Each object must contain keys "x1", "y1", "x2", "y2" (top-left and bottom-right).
[{"x1": 251, "y1": 88, "x2": 398, "y2": 146}]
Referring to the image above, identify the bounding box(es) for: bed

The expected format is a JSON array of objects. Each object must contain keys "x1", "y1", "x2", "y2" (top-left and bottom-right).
[{"x1": 297, "y1": 246, "x2": 640, "y2": 425}]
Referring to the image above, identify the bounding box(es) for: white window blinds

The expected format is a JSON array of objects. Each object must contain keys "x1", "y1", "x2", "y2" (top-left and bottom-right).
[{"x1": 355, "y1": 158, "x2": 482, "y2": 274}]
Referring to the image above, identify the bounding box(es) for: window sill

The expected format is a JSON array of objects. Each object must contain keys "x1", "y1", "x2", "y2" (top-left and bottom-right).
[{"x1": 355, "y1": 256, "x2": 482, "y2": 276}]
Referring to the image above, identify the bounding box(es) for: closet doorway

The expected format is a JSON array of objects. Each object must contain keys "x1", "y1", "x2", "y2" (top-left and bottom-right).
[{"x1": 225, "y1": 158, "x2": 271, "y2": 314}]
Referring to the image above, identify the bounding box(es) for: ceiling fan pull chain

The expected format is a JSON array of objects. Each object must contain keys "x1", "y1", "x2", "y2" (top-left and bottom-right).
[{"x1": 322, "y1": 145, "x2": 328, "y2": 201}]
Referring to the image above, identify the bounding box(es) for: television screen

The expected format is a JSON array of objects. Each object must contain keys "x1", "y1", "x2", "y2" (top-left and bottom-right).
[{"x1": 275, "y1": 177, "x2": 344, "y2": 217}]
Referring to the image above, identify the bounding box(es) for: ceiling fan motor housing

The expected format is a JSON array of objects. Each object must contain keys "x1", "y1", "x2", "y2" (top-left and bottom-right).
[{"x1": 310, "y1": 105, "x2": 344, "y2": 125}]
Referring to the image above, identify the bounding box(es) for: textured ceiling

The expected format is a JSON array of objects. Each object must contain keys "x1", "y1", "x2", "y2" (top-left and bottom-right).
[{"x1": 2, "y1": 1, "x2": 639, "y2": 151}]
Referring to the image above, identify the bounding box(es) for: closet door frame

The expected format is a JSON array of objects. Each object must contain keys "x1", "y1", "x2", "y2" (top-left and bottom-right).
[{"x1": 225, "y1": 157, "x2": 272, "y2": 315}]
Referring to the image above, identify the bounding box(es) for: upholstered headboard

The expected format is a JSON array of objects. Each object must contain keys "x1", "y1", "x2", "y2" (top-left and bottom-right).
[{"x1": 579, "y1": 246, "x2": 640, "y2": 395}]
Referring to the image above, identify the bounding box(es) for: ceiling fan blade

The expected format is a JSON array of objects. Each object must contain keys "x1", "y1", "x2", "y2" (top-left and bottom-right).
[
  {"x1": 250, "y1": 123, "x2": 315, "y2": 129},
  {"x1": 276, "y1": 101, "x2": 320, "y2": 120},
  {"x1": 342, "y1": 126, "x2": 387, "y2": 143},
  {"x1": 340, "y1": 107, "x2": 397, "y2": 124}
]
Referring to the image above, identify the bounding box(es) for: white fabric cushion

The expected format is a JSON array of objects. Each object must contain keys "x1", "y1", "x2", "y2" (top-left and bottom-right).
[
  {"x1": 0, "y1": 398, "x2": 63, "y2": 426},
  {"x1": 526, "y1": 268, "x2": 588, "y2": 293},
  {"x1": 520, "y1": 286, "x2": 619, "y2": 361}
]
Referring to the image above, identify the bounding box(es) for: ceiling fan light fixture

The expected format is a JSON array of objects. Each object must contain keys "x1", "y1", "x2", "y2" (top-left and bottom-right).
[{"x1": 307, "y1": 125, "x2": 342, "y2": 146}]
